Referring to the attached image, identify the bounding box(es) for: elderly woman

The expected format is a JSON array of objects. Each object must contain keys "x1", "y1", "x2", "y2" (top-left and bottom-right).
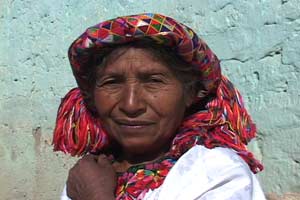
[{"x1": 53, "y1": 13, "x2": 266, "y2": 200}]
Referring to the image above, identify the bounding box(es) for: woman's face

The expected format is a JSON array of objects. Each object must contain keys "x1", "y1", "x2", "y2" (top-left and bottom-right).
[{"x1": 94, "y1": 47, "x2": 191, "y2": 161}]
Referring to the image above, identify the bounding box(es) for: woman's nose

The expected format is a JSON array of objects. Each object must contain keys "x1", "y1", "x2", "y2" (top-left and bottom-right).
[{"x1": 118, "y1": 83, "x2": 146, "y2": 117}]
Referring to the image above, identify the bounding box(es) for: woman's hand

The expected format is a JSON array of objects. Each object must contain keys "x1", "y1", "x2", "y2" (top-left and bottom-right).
[{"x1": 66, "y1": 154, "x2": 116, "y2": 200}]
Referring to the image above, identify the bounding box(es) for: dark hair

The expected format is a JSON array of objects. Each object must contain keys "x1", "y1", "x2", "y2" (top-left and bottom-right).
[{"x1": 84, "y1": 38, "x2": 207, "y2": 115}]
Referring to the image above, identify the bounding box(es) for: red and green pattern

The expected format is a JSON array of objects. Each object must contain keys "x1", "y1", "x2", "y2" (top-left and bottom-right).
[
  {"x1": 115, "y1": 157, "x2": 175, "y2": 199},
  {"x1": 68, "y1": 13, "x2": 220, "y2": 94}
]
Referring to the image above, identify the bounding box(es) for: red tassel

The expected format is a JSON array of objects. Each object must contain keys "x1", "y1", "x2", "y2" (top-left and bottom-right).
[
  {"x1": 171, "y1": 75, "x2": 263, "y2": 173},
  {"x1": 52, "y1": 88, "x2": 108, "y2": 156}
]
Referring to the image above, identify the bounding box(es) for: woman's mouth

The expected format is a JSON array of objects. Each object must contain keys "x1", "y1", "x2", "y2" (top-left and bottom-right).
[{"x1": 114, "y1": 119, "x2": 155, "y2": 129}]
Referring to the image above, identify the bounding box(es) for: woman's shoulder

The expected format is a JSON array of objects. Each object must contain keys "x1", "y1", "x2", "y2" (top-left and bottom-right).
[
  {"x1": 143, "y1": 145, "x2": 265, "y2": 200},
  {"x1": 184, "y1": 145, "x2": 250, "y2": 171},
  {"x1": 167, "y1": 145, "x2": 254, "y2": 183}
]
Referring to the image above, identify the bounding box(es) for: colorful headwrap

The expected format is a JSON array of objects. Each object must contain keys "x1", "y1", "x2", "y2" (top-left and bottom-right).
[{"x1": 53, "y1": 13, "x2": 263, "y2": 199}]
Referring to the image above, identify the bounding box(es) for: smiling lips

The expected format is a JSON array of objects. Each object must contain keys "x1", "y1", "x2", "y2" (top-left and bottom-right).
[{"x1": 114, "y1": 119, "x2": 155, "y2": 129}]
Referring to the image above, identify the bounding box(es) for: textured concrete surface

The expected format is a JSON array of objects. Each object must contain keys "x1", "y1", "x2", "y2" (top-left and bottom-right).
[
  {"x1": 267, "y1": 193, "x2": 300, "y2": 200},
  {"x1": 0, "y1": 0, "x2": 299, "y2": 199}
]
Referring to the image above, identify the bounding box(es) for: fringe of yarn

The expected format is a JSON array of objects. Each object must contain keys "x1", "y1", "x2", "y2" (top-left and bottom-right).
[
  {"x1": 52, "y1": 88, "x2": 108, "y2": 156},
  {"x1": 171, "y1": 76, "x2": 263, "y2": 173}
]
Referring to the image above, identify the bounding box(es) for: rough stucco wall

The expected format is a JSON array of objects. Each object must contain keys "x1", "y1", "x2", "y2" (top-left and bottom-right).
[{"x1": 0, "y1": 0, "x2": 299, "y2": 199}]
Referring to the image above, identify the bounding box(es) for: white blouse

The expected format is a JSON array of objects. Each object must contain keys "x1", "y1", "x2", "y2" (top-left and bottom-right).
[{"x1": 61, "y1": 145, "x2": 266, "y2": 200}]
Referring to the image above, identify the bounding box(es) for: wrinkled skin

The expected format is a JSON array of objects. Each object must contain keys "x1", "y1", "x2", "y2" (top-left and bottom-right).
[
  {"x1": 66, "y1": 154, "x2": 116, "y2": 200},
  {"x1": 66, "y1": 47, "x2": 192, "y2": 199},
  {"x1": 94, "y1": 47, "x2": 192, "y2": 164}
]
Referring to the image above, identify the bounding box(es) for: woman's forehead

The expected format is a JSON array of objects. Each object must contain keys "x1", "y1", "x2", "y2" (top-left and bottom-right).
[
  {"x1": 105, "y1": 46, "x2": 160, "y2": 63},
  {"x1": 98, "y1": 47, "x2": 172, "y2": 74}
]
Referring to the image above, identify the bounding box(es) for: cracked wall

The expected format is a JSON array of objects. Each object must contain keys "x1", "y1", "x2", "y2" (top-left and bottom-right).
[{"x1": 0, "y1": 0, "x2": 299, "y2": 199}]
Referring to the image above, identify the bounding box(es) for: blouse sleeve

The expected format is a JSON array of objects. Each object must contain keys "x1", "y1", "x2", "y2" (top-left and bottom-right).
[
  {"x1": 192, "y1": 149, "x2": 265, "y2": 200},
  {"x1": 143, "y1": 145, "x2": 266, "y2": 200}
]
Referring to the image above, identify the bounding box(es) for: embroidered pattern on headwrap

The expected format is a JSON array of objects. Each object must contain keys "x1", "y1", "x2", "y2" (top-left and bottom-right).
[{"x1": 53, "y1": 13, "x2": 263, "y2": 200}]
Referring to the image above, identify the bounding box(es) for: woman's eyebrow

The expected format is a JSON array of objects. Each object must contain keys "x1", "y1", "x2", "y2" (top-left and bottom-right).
[
  {"x1": 137, "y1": 71, "x2": 170, "y2": 79},
  {"x1": 97, "y1": 72, "x2": 124, "y2": 79},
  {"x1": 137, "y1": 67, "x2": 170, "y2": 74}
]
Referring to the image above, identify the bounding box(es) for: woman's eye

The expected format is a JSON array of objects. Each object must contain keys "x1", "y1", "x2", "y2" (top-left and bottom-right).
[
  {"x1": 104, "y1": 79, "x2": 118, "y2": 85},
  {"x1": 144, "y1": 76, "x2": 166, "y2": 89},
  {"x1": 145, "y1": 75, "x2": 165, "y2": 83},
  {"x1": 149, "y1": 78, "x2": 163, "y2": 83},
  {"x1": 96, "y1": 79, "x2": 119, "y2": 87}
]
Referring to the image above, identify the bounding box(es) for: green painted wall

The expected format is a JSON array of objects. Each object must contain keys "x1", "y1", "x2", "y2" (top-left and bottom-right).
[{"x1": 0, "y1": 0, "x2": 299, "y2": 199}]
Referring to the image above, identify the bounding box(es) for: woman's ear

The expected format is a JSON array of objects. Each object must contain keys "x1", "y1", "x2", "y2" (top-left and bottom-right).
[
  {"x1": 185, "y1": 96, "x2": 194, "y2": 108},
  {"x1": 184, "y1": 89, "x2": 196, "y2": 108},
  {"x1": 185, "y1": 89, "x2": 208, "y2": 108}
]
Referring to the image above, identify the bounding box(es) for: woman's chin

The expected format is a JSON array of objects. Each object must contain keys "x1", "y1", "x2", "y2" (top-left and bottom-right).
[
  {"x1": 122, "y1": 142, "x2": 154, "y2": 155},
  {"x1": 120, "y1": 141, "x2": 167, "y2": 163}
]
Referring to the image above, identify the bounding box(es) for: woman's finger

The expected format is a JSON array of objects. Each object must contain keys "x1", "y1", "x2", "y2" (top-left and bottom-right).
[
  {"x1": 78, "y1": 153, "x2": 99, "y2": 163},
  {"x1": 97, "y1": 154, "x2": 114, "y2": 164}
]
